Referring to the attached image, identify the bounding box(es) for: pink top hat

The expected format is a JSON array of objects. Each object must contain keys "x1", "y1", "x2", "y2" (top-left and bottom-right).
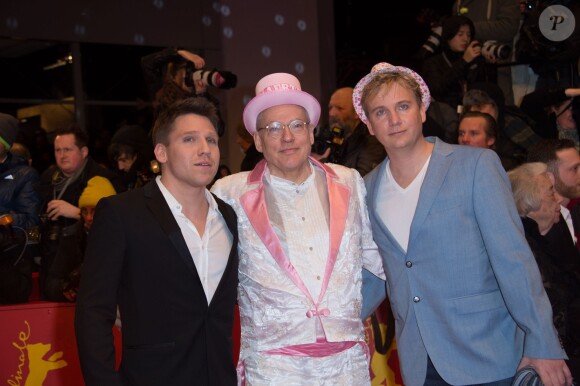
[{"x1": 243, "y1": 73, "x2": 321, "y2": 135}]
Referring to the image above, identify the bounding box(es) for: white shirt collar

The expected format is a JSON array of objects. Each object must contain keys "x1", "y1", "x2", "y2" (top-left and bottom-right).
[{"x1": 155, "y1": 175, "x2": 219, "y2": 216}]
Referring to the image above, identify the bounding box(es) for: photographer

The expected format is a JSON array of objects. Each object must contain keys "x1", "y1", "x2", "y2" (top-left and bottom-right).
[
  {"x1": 421, "y1": 15, "x2": 496, "y2": 112},
  {"x1": 520, "y1": 87, "x2": 580, "y2": 148},
  {"x1": 453, "y1": 0, "x2": 520, "y2": 105},
  {"x1": 141, "y1": 47, "x2": 236, "y2": 136},
  {"x1": 107, "y1": 124, "x2": 157, "y2": 191}
]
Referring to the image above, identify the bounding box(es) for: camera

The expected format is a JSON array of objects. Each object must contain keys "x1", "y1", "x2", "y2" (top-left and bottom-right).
[
  {"x1": 40, "y1": 214, "x2": 61, "y2": 242},
  {"x1": 184, "y1": 62, "x2": 237, "y2": 90},
  {"x1": 413, "y1": 8, "x2": 445, "y2": 60},
  {"x1": 480, "y1": 40, "x2": 512, "y2": 62},
  {"x1": 0, "y1": 214, "x2": 27, "y2": 266},
  {"x1": 312, "y1": 125, "x2": 345, "y2": 163},
  {"x1": 419, "y1": 26, "x2": 443, "y2": 56}
]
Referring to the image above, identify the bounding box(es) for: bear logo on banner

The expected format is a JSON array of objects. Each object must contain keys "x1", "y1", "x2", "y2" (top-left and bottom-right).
[{"x1": 7, "y1": 320, "x2": 68, "y2": 386}]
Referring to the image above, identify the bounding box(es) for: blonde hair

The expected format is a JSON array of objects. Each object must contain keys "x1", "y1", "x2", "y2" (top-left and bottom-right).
[{"x1": 361, "y1": 72, "x2": 423, "y2": 118}]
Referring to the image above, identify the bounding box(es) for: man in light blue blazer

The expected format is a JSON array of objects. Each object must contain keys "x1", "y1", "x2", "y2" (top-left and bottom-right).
[{"x1": 354, "y1": 63, "x2": 572, "y2": 386}]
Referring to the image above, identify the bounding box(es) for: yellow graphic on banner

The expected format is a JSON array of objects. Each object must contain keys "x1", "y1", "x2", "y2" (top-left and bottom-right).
[
  {"x1": 7, "y1": 320, "x2": 68, "y2": 386},
  {"x1": 364, "y1": 301, "x2": 404, "y2": 386}
]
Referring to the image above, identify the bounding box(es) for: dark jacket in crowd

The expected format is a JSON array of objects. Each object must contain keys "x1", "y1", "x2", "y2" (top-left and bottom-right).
[
  {"x1": 37, "y1": 157, "x2": 122, "y2": 299},
  {"x1": 0, "y1": 152, "x2": 41, "y2": 230},
  {"x1": 333, "y1": 122, "x2": 386, "y2": 177},
  {"x1": 240, "y1": 144, "x2": 263, "y2": 172},
  {"x1": 44, "y1": 221, "x2": 85, "y2": 302},
  {"x1": 422, "y1": 49, "x2": 493, "y2": 110},
  {"x1": 522, "y1": 216, "x2": 580, "y2": 359}
]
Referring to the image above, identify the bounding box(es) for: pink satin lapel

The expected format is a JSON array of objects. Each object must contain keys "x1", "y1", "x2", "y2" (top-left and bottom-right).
[
  {"x1": 240, "y1": 185, "x2": 315, "y2": 305},
  {"x1": 311, "y1": 158, "x2": 351, "y2": 305},
  {"x1": 240, "y1": 158, "x2": 351, "y2": 309}
]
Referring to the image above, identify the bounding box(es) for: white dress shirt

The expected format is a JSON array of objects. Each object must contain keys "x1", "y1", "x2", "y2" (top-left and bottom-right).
[
  {"x1": 560, "y1": 205, "x2": 577, "y2": 244},
  {"x1": 378, "y1": 157, "x2": 431, "y2": 252},
  {"x1": 156, "y1": 176, "x2": 233, "y2": 303}
]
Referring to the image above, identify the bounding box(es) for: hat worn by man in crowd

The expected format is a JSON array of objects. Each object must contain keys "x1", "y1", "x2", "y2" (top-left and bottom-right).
[
  {"x1": 352, "y1": 62, "x2": 431, "y2": 125},
  {"x1": 243, "y1": 73, "x2": 321, "y2": 135},
  {"x1": 0, "y1": 113, "x2": 19, "y2": 150}
]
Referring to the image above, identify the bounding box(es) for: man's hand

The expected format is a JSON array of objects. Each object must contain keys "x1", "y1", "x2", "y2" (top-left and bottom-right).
[
  {"x1": 46, "y1": 200, "x2": 81, "y2": 221},
  {"x1": 463, "y1": 40, "x2": 482, "y2": 63},
  {"x1": 518, "y1": 357, "x2": 573, "y2": 386},
  {"x1": 177, "y1": 50, "x2": 205, "y2": 69},
  {"x1": 564, "y1": 88, "x2": 580, "y2": 98}
]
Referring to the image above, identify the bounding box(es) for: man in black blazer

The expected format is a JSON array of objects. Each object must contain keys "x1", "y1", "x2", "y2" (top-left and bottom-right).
[{"x1": 75, "y1": 97, "x2": 238, "y2": 386}]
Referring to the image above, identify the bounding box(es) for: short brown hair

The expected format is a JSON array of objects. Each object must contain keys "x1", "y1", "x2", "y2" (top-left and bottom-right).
[
  {"x1": 459, "y1": 111, "x2": 497, "y2": 140},
  {"x1": 151, "y1": 97, "x2": 220, "y2": 146}
]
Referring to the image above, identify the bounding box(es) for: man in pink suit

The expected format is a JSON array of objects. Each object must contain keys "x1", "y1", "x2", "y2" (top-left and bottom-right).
[{"x1": 211, "y1": 72, "x2": 384, "y2": 385}]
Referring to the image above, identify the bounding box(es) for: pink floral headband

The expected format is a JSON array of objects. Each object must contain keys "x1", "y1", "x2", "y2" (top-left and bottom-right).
[{"x1": 352, "y1": 62, "x2": 431, "y2": 125}]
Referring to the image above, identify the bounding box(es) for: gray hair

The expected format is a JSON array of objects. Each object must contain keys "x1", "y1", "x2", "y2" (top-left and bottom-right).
[{"x1": 508, "y1": 162, "x2": 550, "y2": 217}]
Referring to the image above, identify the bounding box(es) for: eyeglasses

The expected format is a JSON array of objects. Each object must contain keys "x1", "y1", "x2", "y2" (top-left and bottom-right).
[{"x1": 257, "y1": 120, "x2": 310, "y2": 139}]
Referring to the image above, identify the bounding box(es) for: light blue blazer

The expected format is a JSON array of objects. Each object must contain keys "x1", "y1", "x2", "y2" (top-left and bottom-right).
[{"x1": 362, "y1": 137, "x2": 566, "y2": 386}]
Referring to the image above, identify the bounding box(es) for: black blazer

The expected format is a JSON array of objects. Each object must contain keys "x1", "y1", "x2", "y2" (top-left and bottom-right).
[{"x1": 75, "y1": 181, "x2": 238, "y2": 386}]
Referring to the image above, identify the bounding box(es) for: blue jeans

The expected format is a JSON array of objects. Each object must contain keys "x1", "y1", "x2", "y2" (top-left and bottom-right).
[{"x1": 424, "y1": 356, "x2": 513, "y2": 386}]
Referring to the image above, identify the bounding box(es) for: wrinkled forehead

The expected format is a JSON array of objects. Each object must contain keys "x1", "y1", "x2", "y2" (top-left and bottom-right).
[{"x1": 257, "y1": 104, "x2": 309, "y2": 124}]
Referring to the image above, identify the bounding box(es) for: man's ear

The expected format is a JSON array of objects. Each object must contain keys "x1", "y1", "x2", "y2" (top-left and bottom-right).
[
  {"x1": 154, "y1": 143, "x2": 168, "y2": 163},
  {"x1": 81, "y1": 146, "x2": 89, "y2": 159},
  {"x1": 254, "y1": 133, "x2": 264, "y2": 153},
  {"x1": 367, "y1": 121, "x2": 376, "y2": 136}
]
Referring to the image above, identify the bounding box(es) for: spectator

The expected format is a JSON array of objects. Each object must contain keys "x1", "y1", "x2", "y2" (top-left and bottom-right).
[
  {"x1": 318, "y1": 87, "x2": 386, "y2": 176},
  {"x1": 453, "y1": 0, "x2": 520, "y2": 105},
  {"x1": 0, "y1": 113, "x2": 40, "y2": 304},
  {"x1": 520, "y1": 87, "x2": 580, "y2": 147},
  {"x1": 457, "y1": 111, "x2": 497, "y2": 149},
  {"x1": 509, "y1": 162, "x2": 580, "y2": 375},
  {"x1": 528, "y1": 139, "x2": 580, "y2": 256},
  {"x1": 211, "y1": 72, "x2": 384, "y2": 384},
  {"x1": 421, "y1": 15, "x2": 492, "y2": 111},
  {"x1": 463, "y1": 82, "x2": 541, "y2": 169},
  {"x1": 108, "y1": 124, "x2": 156, "y2": 191},
  {"x1": 44, "y1": 176, "x2": 115, "y2": 302},
  {"x1": 355, "y1": 62, "x2": 570, "y2": 386},
  {"x1": 10, "y1": 142, "x2": 33, "y2": 166},
  {"x1": 37, "y1": 125, "x2": 121, "y2": 299},
  {"x1": 0, "y1": 113, "x2": 41, "y2": 230}
]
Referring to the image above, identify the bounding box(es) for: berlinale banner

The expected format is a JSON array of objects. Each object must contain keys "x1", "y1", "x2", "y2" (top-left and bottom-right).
[
  {"x1": 364, "y1": 299, "x2": 404, "y2": 386},
  {"x1": 0, "y1": 302, "x2": 122, "y2": 386}
]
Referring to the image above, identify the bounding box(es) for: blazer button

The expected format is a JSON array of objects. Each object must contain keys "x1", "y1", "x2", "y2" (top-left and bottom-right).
[
  {"x1": 405, "y1": 261, "x2": 412, "y2": 268},
  {"x1": 413, "y1": 296, "x2": 420, "y2": 303}
]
